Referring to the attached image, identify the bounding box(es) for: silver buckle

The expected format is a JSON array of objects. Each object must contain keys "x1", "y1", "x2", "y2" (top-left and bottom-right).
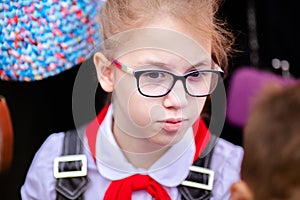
[
  {"x1": 53, "y1": 154, "x2": 87, "y2": 178},
  {"x1": 181, "y1": 166, "x2": 215, "y2": 191}
]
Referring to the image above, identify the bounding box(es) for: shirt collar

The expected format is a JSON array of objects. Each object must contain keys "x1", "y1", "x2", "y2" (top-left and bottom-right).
[{"x1": 95, "y1": 105, "x2": 195, "y2": 187}]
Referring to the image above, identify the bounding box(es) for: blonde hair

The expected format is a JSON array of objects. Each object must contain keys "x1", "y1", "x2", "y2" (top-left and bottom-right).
[{"x1": 98, "y1": 0, "x2": 234, "y2": 72}]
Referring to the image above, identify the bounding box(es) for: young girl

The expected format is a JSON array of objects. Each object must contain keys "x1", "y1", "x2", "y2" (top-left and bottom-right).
[{"x1": 21, "y1": 0, "x2": 243, "y2": 199}]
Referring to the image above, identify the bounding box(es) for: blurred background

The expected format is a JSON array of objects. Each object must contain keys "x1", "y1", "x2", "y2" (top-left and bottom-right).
[
  {"x1": 0, "y1": 0, "x2": 299, "y2": 199},
  {"x1": 219, "y1": 0, "x2": 299, "y2": 146}
]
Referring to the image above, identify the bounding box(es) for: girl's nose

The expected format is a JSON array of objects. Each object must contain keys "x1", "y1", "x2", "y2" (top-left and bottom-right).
[{"x1": 163, "y1": 81, "x2": 188, "y2": 109}]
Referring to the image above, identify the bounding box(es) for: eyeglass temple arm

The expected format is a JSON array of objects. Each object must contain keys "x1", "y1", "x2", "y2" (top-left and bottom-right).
[{"x1": 112, "y1": 60, "x2": 135, "y2": 75}]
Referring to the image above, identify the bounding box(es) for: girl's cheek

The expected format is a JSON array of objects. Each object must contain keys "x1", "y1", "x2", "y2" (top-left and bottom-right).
[
  {"x1": 128, "y1": 94, "x2": 165, "y2": 127},
  {"x1": 128, "y1": 93, "x2": 152, "y2": 127},
  {"x1": 188, "y1": 98, "x2": 206, "y2": 121}
]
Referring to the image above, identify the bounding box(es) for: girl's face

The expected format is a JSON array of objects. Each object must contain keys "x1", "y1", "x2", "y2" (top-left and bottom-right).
[
  {"x1": 112, "y1": 50, "x2": 207, "y2": 147},
  {"x1": 101, "y1": 17, "x2": 213, "y2": 151}
]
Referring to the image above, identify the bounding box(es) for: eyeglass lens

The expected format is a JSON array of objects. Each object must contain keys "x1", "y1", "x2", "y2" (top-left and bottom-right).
[{"x1": 137, "y1": 70, "x2": 219, "y2": 97}]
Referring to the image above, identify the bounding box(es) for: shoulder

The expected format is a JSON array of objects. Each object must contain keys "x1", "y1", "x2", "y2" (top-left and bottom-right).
[
  {"x1": 31, "y1": 132, "x2": 65, "y2": 166},
  {"x1": 21, "y1": 132, "x2": 65, "y2": 200},
  {"x1": 210, "y1": 138, "x2": 244, "y2": 200},
  {"x1": 213, "y1": 138, "x2": 244, "y2": 167}
]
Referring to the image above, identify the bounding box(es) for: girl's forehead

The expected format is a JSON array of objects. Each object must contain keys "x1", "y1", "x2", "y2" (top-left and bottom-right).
[
  {"x1": 102, "y1": 28, "x2": 211, "y2": 64},
  {"x1": 116, "y1": 49, "x2": 211, "y2": 69}
]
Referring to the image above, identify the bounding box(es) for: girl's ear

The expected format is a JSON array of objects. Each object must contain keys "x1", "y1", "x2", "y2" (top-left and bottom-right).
[
  {"x1": 94, "y1": 52, "x2": 114, "y2": 92},
  {"x1": 230, "y1": 181, "x2": 254, "y2": 200}
]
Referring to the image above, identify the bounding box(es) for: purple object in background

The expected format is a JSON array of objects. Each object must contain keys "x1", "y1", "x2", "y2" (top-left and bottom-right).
[{"x1": 226, "y1": 67, "x2": 298, "y2": 128}]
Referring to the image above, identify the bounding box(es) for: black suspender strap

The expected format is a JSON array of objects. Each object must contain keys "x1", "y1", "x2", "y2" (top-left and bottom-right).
[
  {"x1": 178, "y1": 147, "x2": 215, "y2": 200},
  {"x1": 54, "y1": 130, "x2": 89, "y2": 200},
  {"x1": 54, "y1": 129, "x2": 215, "y2": 199}
]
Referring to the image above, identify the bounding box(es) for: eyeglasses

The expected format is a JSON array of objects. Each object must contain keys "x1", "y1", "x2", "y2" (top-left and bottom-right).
[{"x1": 112, "y1": 59, "x2": 223, "y2": 98}]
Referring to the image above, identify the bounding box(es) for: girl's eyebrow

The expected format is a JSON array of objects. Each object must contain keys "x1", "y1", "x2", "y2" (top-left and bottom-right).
[
  {"x1": 193, "y1": 62, "x2": 209, "y2": 68},
  {"x1": 193, "y1": 57, "x2": 212, "y2": 67},
  {"x1": 187, "y1": 61, "x2": 212, "y2": 71},
  {"x1": 135, "y1": 60, "x2": 211, "y2": 71},
  {"x1": 134, "y1": 61, "x2": 169, "y2": 70},
  {"x1": 141, "y1": 61, "x2": 167, "y2": 67}
]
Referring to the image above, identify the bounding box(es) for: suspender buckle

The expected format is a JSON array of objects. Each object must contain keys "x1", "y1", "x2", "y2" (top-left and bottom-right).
[
  {"x1": 53, "y1": 154, "x2": 87, "y2": 178},
  {"x1": 181, "y1": 166, "x2": 215, "y2": 191}
]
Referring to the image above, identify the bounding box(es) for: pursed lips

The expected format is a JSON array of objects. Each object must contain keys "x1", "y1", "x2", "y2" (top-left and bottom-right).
[{"x1": 158, "y1": 118, "x2": 188, "y2": 132}]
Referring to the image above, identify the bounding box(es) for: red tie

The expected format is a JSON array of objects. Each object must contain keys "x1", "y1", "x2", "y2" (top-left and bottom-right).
[{"x1": 104, "y1": 174, "x2": 171, "y2": 200}]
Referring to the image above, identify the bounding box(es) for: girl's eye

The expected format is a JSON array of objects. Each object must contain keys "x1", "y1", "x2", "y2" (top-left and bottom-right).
[
  {"x1": 144, "y1": 71, "x2": 165, "y2": 79},
  {"x1": 188, "y1": 70, "x2": 210, "y2": 78},
  {"x1": 189, "y1": 71, "x2": 201, "y2": 78}
]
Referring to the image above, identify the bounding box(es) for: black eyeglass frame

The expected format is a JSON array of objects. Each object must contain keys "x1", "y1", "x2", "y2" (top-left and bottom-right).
[{"x1": 112, "y1": 59, "x2": 224, "y2": 98}]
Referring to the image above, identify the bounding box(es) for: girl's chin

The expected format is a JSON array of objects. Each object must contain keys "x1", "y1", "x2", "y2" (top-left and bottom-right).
[{"x1": 148, "y1": 132, "x2": 185, "y2": 147}]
